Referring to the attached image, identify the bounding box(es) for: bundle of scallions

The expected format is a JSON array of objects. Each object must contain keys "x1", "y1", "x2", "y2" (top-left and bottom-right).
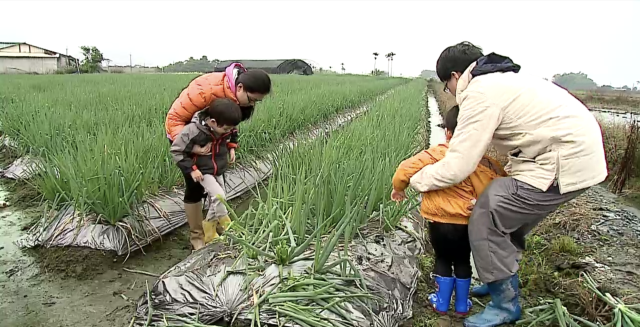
[
  {"x1": 217, "y1": 196, "x2": 386, "y2": 327},
  {"x1": 516, "y1": 299, "x2": 595, "y2": 327},
  {"x1": 516, "y1": 273, "x2": 640, "y2": 327},
  {"x1": 582, "y1": 272, "x2": 640, "y2": 327}
]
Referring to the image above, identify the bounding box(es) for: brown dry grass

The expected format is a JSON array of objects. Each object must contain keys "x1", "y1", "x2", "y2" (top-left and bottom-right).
[
  {"x1": 598, "y1": 119, "x2": 640, "y2": 194},
  {"x1": 573, "y1": 89, "x2": 640, "y2": 113}
]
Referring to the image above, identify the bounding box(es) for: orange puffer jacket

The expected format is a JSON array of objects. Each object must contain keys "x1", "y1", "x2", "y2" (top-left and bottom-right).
[
  {"x1": 165, "y1": 72, "x2": 239, "y2": 141},
  {"x1": 392, "y1": 144, "x2": 507, "y2": 225}
]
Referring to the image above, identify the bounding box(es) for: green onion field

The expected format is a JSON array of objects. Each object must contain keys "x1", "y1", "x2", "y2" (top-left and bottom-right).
[{"x1": 0, "y1": 74, "x2": 410, "y2": 222}]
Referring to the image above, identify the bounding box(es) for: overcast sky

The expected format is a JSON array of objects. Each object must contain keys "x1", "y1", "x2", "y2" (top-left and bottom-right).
[{"x1": 2, "y1": 0, "x2": 638, "y2": 86}]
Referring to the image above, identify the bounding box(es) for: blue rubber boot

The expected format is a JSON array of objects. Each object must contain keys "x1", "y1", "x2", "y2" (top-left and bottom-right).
[
  {"x1": 428, "y1": 275, "x2": 455, "y2": 314},
  {"x1": 464, "y1": 274, "x2": 522, "y2": 327},
  {"x1": 471, "y1": 259, "x2": 520, "y2": 297},
  {"x1": 470, "y1": 283, "x2": 489, "y2": 297},
  {"x1": 454, "y1": 277, "x2": 473, "y2": 315}
]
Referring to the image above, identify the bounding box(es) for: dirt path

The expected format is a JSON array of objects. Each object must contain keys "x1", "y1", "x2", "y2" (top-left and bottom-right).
[{"x1": 0, "y1": 184, "x2": 194, "y2": 327}]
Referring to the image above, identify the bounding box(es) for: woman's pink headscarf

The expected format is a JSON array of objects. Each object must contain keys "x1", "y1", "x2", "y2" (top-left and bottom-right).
[{"x1": 225, "y1": 63, "x2": 248, "y2": 95}]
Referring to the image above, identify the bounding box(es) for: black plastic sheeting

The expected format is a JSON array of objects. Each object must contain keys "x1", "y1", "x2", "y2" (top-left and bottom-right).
[
  {"x1": 7, "y1": 92, "x2": 391, "y2": 255},
  {"x1": 14, "y1": 161, "x2": 271, "y2": 255},
  {"x1": 0, "y1": 155, "x2": 41, "y2": 179},
  {"x1": 133, "y1": 216, "x2": 425, "y2": 327}
]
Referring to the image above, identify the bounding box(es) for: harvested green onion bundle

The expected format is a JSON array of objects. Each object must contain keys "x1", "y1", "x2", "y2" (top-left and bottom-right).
[
  {"x1": 517, "y1": 274, "x2": 640, "y2": 327},
  {"x1": 582, "y1": 272, "x2": 640, "y2": 327},
  {"x1": 241, "y1": 273, "x2": 380, "y2": 327},
  {"x1": 516, "y1": 299, "x2": 594, "y2": 327}
]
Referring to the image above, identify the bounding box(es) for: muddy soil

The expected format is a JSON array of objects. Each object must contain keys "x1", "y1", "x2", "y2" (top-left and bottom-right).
[
  {"x1": 0, "y1": 183, "x2": 261, "y2": 327},
  {"x1": 0, "y1": 194, "x2": 190, "y2": 326},
  {"x1": 406, "y1": 185, "x2": 640, "y2": 327}
]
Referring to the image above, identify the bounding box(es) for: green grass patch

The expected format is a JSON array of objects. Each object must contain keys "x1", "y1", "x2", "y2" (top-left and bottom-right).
[{"x1": 551, "y1": 236, "x2": 580, "y2": 256}]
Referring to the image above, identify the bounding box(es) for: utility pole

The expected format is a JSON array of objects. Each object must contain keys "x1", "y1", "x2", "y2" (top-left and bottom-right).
[{"x1": 130, "y1": 54, "x2": 133, "y2": 73}]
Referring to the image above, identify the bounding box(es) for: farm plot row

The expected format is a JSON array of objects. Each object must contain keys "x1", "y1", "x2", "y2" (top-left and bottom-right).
[
  {"x1": 134, "y1": 78, "x2": 430, "y2": 326},
  {"x1": 239, "y1": 78, "x2": 428, "y2": 237},
  {"x1": 0, "y1": 74, "x2": 408, "y2": 222}
]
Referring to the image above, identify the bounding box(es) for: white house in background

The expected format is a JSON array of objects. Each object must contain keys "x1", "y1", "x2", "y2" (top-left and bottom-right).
[{"x1": 0, "y1": 42, "x2": 78, "y2": 74}]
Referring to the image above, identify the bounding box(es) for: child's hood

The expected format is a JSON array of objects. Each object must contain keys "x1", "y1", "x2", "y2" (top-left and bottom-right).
[
  {"x1": 191, "y1": 111, "x2": 228, "y2": 139},
  {"x1": 191, "y1": 111, "x2": 209, "y2": 132}
]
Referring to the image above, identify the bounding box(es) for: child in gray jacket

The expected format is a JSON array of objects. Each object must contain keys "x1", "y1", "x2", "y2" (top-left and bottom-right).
[{"x1": 170, "y1": 98, "x2": 242, "y2": 251}]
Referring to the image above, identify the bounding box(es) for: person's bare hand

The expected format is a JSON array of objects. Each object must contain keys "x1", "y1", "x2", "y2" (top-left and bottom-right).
[
  {"x1": 391, "y1": 189, "x2": 407, "y2": 202},
  {"x1": 193, "y1": 143, "x2": 212, "y2": 155},
  {"x1": 229, "y1": 148, "x2": 236, "y2": 164},
  {"x1": 190, "y1": 170, "x2": 204, "y2": 182},
  {"x1": 468, "y1": 198, "x2": 477, "y2": 211}
]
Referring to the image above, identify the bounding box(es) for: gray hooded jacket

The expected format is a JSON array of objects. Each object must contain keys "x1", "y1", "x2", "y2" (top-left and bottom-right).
[{"x1": 170, "y1": 112, "x2": 233, "y2": 176}]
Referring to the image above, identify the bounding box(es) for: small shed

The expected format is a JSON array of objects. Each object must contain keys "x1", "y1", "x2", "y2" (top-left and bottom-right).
[
  {"x1": 214, "y1": 59, "x2": 313, "y2": 75},
  {"x1": 0, "y1": 42, "x2": 78, "y2": 74}
]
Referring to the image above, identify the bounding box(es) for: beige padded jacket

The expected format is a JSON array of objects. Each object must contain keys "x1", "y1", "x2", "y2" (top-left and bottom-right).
[{"x1": 410, "y1": 59, "x2": 607, "y2": 194}]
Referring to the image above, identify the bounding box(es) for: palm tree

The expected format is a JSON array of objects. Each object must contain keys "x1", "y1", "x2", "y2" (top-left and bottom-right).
[
  {"x1": 373, "y1": 52, "x2": 379, "y2": 75},
  {"x1": 385, "y1": 53, "x2": 396, "y2": 77},
  {"x1": 388, "y1": 52, "x2": 396, "y2": 77},
  {"x1": 341, "y1": 63, "x2": 345, "y2": 74}
]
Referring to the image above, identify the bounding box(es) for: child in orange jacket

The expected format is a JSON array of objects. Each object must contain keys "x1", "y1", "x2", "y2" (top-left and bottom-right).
[{"x1": 391, "y1": 105, "x2": 506, "y2": 315}]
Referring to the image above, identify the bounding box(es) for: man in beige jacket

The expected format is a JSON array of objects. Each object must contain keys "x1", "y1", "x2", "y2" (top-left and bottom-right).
[{"x1": 410, "y1": 42, "x2": 607, "y2": 327}]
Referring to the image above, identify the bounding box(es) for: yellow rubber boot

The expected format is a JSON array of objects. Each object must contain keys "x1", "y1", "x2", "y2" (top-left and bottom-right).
[
  {"x1": 185, "y1": 202, "x2": 205, "y2": 251},
  {"x1": 218, "y1": 215, "x2": 232, "y2": 234},
  {"x1": 203, "y1": 219, "x2": 220, "y2": 244}
]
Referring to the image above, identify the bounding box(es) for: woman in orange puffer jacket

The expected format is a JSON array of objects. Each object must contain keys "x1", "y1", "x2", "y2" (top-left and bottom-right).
[
  {"x1": 166, "y1": 63, "x2": 272, "y2": 150},
  {"x1": 166, "y1": 63, "x2": 271, "y2": 240}
]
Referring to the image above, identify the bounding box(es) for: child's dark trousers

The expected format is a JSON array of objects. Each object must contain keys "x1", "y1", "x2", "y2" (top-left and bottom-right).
[{"x1": 428, "y1": 221, "x2": 473, "y2": 279}]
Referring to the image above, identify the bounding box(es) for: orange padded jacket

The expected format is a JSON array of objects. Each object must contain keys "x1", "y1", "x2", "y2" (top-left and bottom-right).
[
  {"x1": 392, "y1": 144, "x2": 507, "y2": 225},
  {"x1": 165, "y1": 68, "x2": 243, "y2": 142}
]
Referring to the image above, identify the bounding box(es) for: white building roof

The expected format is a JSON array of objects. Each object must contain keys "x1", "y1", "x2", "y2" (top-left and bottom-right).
[{"x1": 0, "y1": 52, "x2": 60, "y2": 58}]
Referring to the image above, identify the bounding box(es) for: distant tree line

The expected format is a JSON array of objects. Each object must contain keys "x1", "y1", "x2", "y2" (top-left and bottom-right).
[
  {"x1": 553, "y1": 72, "x2": 638, "y2": 91},
  {"x1": 420, "y1": 70, "x2": 437, "y2": 80},
  {"x1": 552, "y1": 72, "x2": 598, "y2": 90},
  {"x1": 162, "y1": 56, "x2": 219, "y2": 73}
]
